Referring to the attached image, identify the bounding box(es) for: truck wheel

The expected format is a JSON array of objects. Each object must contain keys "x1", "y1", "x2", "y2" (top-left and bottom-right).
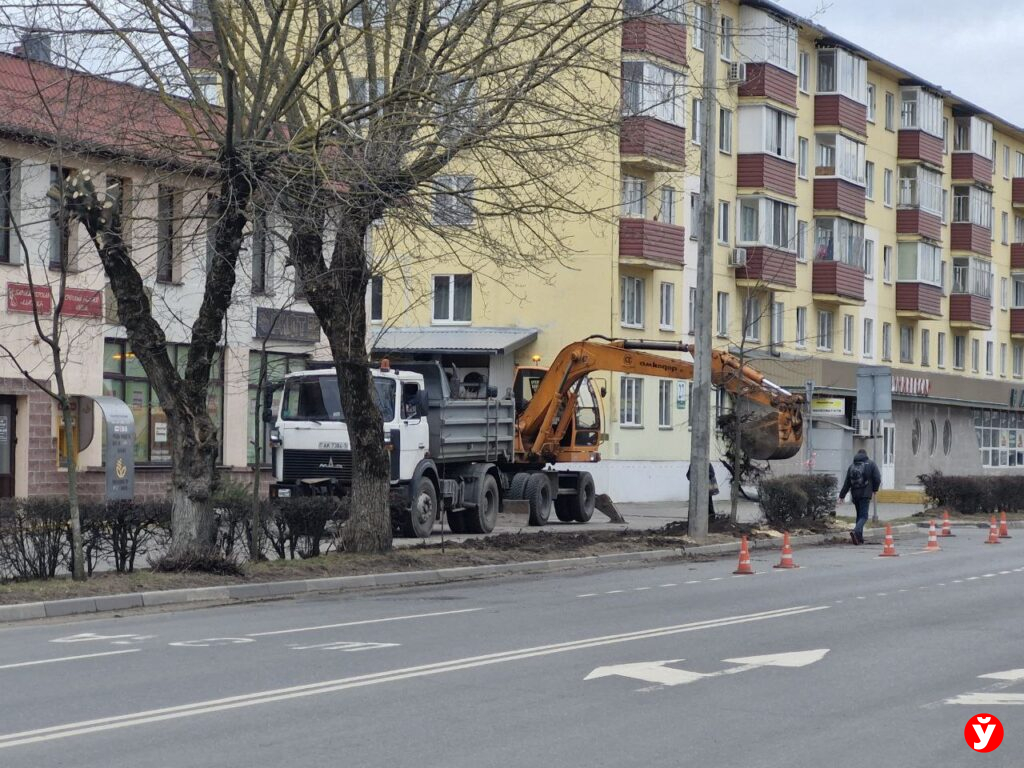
[
  {"x1": 508, "y1": 472, "x2": 529, "y2": 500},
  {"x1": 554, "y1": 496, "x2": 575, "y2": 523},
  {"x1": 402, "y1": 477, "x2": 437, "y2": 538},
  {"x1": 574, "y1": 472, "x2": 596, "y2": 523},
  {"x1": 447, "y1": 510, "x2": 466, "y2": 534},
  {"x1": 465, "y1": 474, "x2": 500, "y2": 534},
  {"x1": 526, "y1": 473, "x2": 552, "y2": 526}
]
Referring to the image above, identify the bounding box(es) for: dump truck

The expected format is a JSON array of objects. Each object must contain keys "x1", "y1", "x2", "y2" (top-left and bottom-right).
[{"x1": 268, "y1": 336, "x2": 804, "y2": 537}]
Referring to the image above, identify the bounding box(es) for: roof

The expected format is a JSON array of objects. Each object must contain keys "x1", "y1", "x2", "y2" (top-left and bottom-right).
[{"x1": 371, "y1": 326, "x2": 539, "y2": 355}]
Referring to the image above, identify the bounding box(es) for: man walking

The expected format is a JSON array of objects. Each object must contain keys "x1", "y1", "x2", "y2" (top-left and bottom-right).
[{"x1": 839, "y1": 448, "x2": 882, "y2": 544}]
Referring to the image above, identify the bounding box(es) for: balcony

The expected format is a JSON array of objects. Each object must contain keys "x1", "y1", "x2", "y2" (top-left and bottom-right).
[
  {"x1": 621, "y1": 18, "x2": 686, "y2": 68},
  {"x1": 950, "y1": 222, "x2": 992, "y2": 257},
  {"x1": 1012, "y1": 308, "x2": 1024, "y2": 337},
  {"x1": 814, "y1": 177, "x2": 866, "y2": 219},
  {"x1": 898, "y1": 130, "x2": 944, "y2": 168},
  {"x1": 896, "y1": 208, "x2": 942, "y2": 241},
  {"x1": 951, "y1": 153, "x2": 993, "y2": 187},
  {"x1": 949, "y1": 294, "x2": 991, "y2": 329},
  {"x1": 737, "y1": 63, "x2": 798, "y2": 108},
  {"x1": 734, "y1": 246, "x2": 797, "y2": 290},
  {"x1": 814, "y1": 95, "x2": 867, "y2": 137},
  {"x1": 895, "y1": 282, "x2": 943, "y2": 319},
  {"x1": 619, "y1": 116, "x2": 686, "y2": 172},
  {"x1": 618, "y1": 218, "x2": 685, "y2": 267},
  {"x1": 1012, "y1": 243, "x2": 1024, "y2": 271},
  {"x1": 1013, "y1": 178, "x2": 1024, "y2": 208},
  {"x1": 737, "y1": 154, "x2": 796, "y2": 198},
  {"x1": 812, "y1": 260, "x2": 864, "y2": 304}
]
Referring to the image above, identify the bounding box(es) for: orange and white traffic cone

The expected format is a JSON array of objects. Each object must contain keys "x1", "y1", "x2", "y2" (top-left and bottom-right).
[
  {"x1": 773, "y1": 532, "x2": 799, "y2": 569},
  {"x1": 924, "y1": 520, "x2": 941, "y2": 552},
  {"x1": 986, "y1": 516, "x2": 1001, "y2": 544},
  {"x1": 940, "y1": 511, "x2": 955, "y2": 537},
  {"x1": 733, "y1": 535, "x2": 755, "y2": 575},
  {"x1": 879, "y1": 524, "x2": 899, "y2": 557},
  {"x1": 999, "y1": 511, "x2": 1012, "y2": 539}
]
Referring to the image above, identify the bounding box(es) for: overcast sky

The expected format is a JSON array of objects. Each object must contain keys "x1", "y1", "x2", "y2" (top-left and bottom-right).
[{"x1": 779, "y1": 0, "x2": 1024, "y2": 126}]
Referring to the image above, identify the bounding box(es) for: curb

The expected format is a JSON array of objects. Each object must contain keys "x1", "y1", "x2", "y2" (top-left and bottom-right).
[{"x1": 0, "y1": 524, "x2": 925, "y2": 624}]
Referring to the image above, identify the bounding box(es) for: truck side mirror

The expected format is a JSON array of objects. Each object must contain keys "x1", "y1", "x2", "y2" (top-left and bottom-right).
[{"x1": 416, "y1": 390, "x2": 430, "y2": 418}]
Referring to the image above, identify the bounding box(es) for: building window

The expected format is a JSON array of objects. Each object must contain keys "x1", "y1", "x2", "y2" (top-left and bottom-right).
[
  {"x1": 884, "y1": 92, "x2": 895, "y2": 131},
  {"x1": 1002, "y1": 276, "x2": 1009, "y2": 310},
  {"x1": 921, "y1": 329, "x2": 930, "y2": 367},
  {"x1": 720, "y1": 15, "x2": 734, "y2": 61},
  {"x1": 770, "y1": 301, "x2": 784, "y2": 346},
  {"x1": 740, "y1": 106, "x2": 797, "y2": 161},
  {"x1": 1002, "y1": 211, "x2": 1009, "y2": 245},
  {"x1": 986, "y1": 341, "x2": 994, "y2": 375},
  {"x1": 660, "y1": 186, "x2": 676, "y2": 224},
  {"x1": 688, "y1": 286, "x2": 696, "y2": 335},
  {"x1": 814, "y1": 132, "x2": 866, "y2": 186},
  {"x1": 620, "y1": 376, "x2": 643, "y2": 427},
  {"x1": 883, "y1": 245, "x2": 893, "y2": 283},
  {"x1": 251, "y1": 213, "x2": 270, "y2": 294},
  {"x1": 659, "y1": 281, "x2": 674, "y2": 329},
  {"x1": 898, "y1": 165, "x2": 943, "y2": 216},
  {"x1": 692, "y1": 2, "x2": 706, "y2": 50},
  {"x1": 865, "y1": 161, "x2": 875, "y2": 200},
  {"x1": 897, "y1": 241, "x2": 942, "y2": 287},
  {"x1": 691, "y1": 98, "x2": 703, "y2": 144},
  {"x1": 716, "y1": 291, "x2": 729, "y2": 337},
  {"x1": 717, "y1": 200, "x2": 730, "y2": 244},
  {"x1": 621, "y1": 60, "x2": 684, "y2": 126},
  {"x1": 1014, "y1": 344, "x2": 1024, "y2": 378},
  {"x1": 863, "y1": 317, "x2": 873, "y2": 358},
  {"x1": 689, "y1": 193, "x2": 699, "y2": 240},
  {"x1": 953, "y1": 115, "x2": 994, "y2": 158},
  {"x1": 156, "y1": 184, "x2": 178, "y2": 282},
  {"x1": 369, "y1": 275, "x2": 383, "y2": 322},
  {"x1": 943, "y1": 118, "x2": 949, "y2": 154},
  {"x1": 972, "y1": 338, "x2": 980, "y2": 372},
  {"x1": 816, "y1": 310, "x2": 833, "y2": 351},
  {"x1": 899, "y1": 325, "x2": 913, "y2": 363},
  {"x1": 432, "y1": 274, "x2": 472, "y2": 323},
  {"x1": 1017, "y1": 152, "x2": 1024, "y2": 178},
  {"x1": 798, "y1": 137, "x2": 809, "y2": 179},
  {"x1": 433, "y1": 175, "x2": 474, "y2": 225},
  {"x1": 795, "y1": 306, "x2": 806, "y2": 347},
  {"x1": 883, "y1": 169, "x2": 893, "y2": 207},
  {"x1": 863, "y1": 239, "x2": 875, "y2": 278},
  {"x1": 1005, "y1": 145, "x2": 1012, "y2": 179},
  {"x1": 842, "y1": 314, "x2": 854, "y2": 354},
  {"x1": 621, "y1": 275, "x2": 645, "y2": 328},
  {"x1": 882, "y1": 322, "x2": 892, "y2": 361},
  {"x1": 658, "y1": 380, "x2": 672, "y2": 429},
  {"x1": 0, "y1": 158, "x2": 11, "y2": 264},
  {"x1": 866, "y1": 83, "x2": 876, "y2": 122},
  {"x1": 900, "y1": 87, "x2": 943, "y2": 137},
  {"x1": 743, "y1": 295, "x2": 761, "y2": 342},
  {"x1": 814, "y1": 217, "x2": 865, "y2": 267},
  {"x1": 718, "y1": 108, "x2": 733, "y2": 154},
  {"x1": 1001, "y1": 342, "x2": 1008, "y2": 377},
  {"x1": 952, "y1": 256, "x2": 993, "y2": 298},
  {"x1": 248, "y1": 351, "x2": 308, "y2": 465},
  {"x1": 104, "y1": 339, "x2": 223, "y2": 464},
  {"x1": 954, "y1": 334, "x2": 966, "y2": 369},
  {"x1": 738, "y1": 197, "x2": 796, "y2": 251},
  {"x1": 816, "y1": 47, "x2": 867, "y2": 103},
  {"x1": 622, "y1": 175, "x2": 646, "y2": 218},
  {"x1": 798, "y1": 51, "x2": 809, "y2": 93},
  {"x1": 937, "y1": 332, "x2": 946, "y2": 368}
]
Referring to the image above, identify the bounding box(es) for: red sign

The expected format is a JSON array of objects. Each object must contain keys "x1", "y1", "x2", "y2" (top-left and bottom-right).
[
  {"x1": 62, "y1": 288, "x2": 103, "y2": 318},
  {"x1": 7, "y1": 282, "x2": 52, "y2": 314},
  {"x1": 964, "y1": 713, "x2": 1003, "y2": 753},
  {"x1": 892, "y1": 375, "x2": 931, "y2": 397}
]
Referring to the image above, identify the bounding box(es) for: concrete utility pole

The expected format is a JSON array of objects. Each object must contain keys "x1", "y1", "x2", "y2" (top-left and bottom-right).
[{"x1": 688, "y1": 0, "x2": 718, "y2": 543}]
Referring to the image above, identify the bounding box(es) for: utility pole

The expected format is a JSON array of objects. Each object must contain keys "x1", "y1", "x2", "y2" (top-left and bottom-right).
[{"x1": 688, "y1": 0, "x2": 718, "y2": 543}]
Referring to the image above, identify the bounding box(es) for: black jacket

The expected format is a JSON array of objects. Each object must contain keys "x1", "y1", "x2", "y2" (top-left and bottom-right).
[{"x1": 839, "y1": 452, "x2": 882, "y2": 501}]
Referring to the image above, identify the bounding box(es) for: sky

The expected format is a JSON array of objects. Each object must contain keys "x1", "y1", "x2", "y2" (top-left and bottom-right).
[{"x1": 778, "y1": 0, "x2": 1024, "y2": 126}]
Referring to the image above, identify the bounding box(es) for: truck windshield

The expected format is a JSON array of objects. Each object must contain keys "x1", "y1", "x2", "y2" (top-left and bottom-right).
[{"x1": 281, "y1": 376, "x2": 397, "y2": 422}]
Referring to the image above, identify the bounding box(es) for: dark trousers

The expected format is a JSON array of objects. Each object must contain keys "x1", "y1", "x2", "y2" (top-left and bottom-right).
[{"x1": 853, "y1": 497, "x2": 871, "y2": 540}]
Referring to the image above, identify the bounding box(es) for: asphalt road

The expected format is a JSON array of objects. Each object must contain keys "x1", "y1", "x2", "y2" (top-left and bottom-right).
[{"x1": 1, "y1": 526, "x2": 1022, "y2": 767}]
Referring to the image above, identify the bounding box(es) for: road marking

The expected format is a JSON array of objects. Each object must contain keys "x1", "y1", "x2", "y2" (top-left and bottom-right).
[
  {"x1": 245, "y1": 608, "x2": 484, "y2": 637},
  {"x1": 952, "y1": 580, "x2": 963, "y2": 584},
  {"x1": 979, "y1": 669, "x2": 1024, "y2": 682},
  {"x1": 709, "y1": 577, "x2": 723, "y2": 582},
  {"x1": 856, "y1": 596, "x2": 866, "y2": 600},
  {"x1": 634, "y1": 587, "x2": 651, "y2": 592},
  {"x1": 659, "y1": 584, "x2": 677, "y2": 588},
  {"x1": 606, "y1": 590, "x2": 625, "y2": 594},
  {"x1": 288, "y1": 641, "x2": 399, "y2": 652},
  {"x1": 0, "y1": 604, "x2": 827, "y2": 749},
  {"x1": 685, "y1": 580, "x2": 701, "y2": 585},
  {"x1": 876, "y1": 593, "x2": 887, "y2": 597},
  {"x1": 967, "y1": 576, "x2": 980, "y2": 581},
  {"x1": 1000, "y1": 571, "x2": 1011, "y2": 575},
  {"x1": 585, "y1": 649, "x2": 829, "y2": 687},
  {"x1": 577, "y1": 594, "x2": 598, "y2": 598},
  {"x1": 0, "y1": 649, "x2": 140, "y2": 671},
  {"x1": 51, "y1": 633, "x2": 153, "y2": 645},
  {"x1": 169, "y1": 638, "x2": 253, "y2": 648},
  {"x1": 947, "y1": 693, "x2": 1024, "y2": 706},
  {"x1": 982, "y1": 574, "x2": 996, "y2": 578},
  {"x1": 898, "y1": 589, "x2": 908, "y2": 593}
]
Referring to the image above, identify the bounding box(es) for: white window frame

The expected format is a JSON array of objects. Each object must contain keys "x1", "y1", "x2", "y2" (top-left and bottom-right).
[
  {"x1": 621, "y1": 175, "x2": 646, "y2": 218},
  {"x1": 660, "y1": 186, "x2": 676, "y2": 224},
  {"x1": 883, "y1": 244, "x2": 893, "y2": 283},
  {"x1": 815, "y1": 132, "x2": 866, "y2": 186},
  {"x1": 896, "y1": 241, "x2": 942, "y2": 287},
  {"x1": 953, "y1": 334, "x2": 966, "y2": 370},
  {"x1": 719, "y1": 108, "x2": 733, "y2": 154},
  {"x1": 882, "y1": 322, "x2": 892, "y2": 361},
  {"x1": 620, "y1": 376, "x2": 644, "y2": 427},
  {"x1": 842, "y1": 313, "x2": 854, "y2": 354},
  {"x1": 937, "y1": 332, "x2": 946, "y2": 368},
  {"x1": 659, "y1": 281, "x2": 675, "y2": 330},
  {"x1": 884, "y1": 92, "x2": 895, "y2": 131},
  {"x1": 797, "y1": 220, "x2": 807, "y2": 262},
  {"x1": 952, "y1": 185, "x2": 993, "y2": 228},
  {"x1": 621, "y1": 60, "x2": 685, "y2": 126},
  {"x1": 899, "y1": 87, "x2": 943, "y2": 138},
  {"x1": 716, "y1": 291, "x2": 729, "y2": 338},
  {"x1": 798, "y1": 51, "x2": 810, "y2": 93},
  {"x1": 1001, "y1": 342, "x2": 1008, "y2": 377},
  {"x1": 691, "y1": 98, "x2": 703, "y2": 145},
  {"x1": 621, "y1": 275, "x2": 645, "y2": 328},
  {"x1": 816, "y1": 310, "x2": 834, "y2": 352},
  {"x1": 986, "y1": 340, "x2": 994, "y2": 375},
  {"x1": 658, "y1": 379, "x2": 673, "y2": 429},
  {"x1": 863, "y1": 239, "x2": 875, "y2": 279},
  {"x1": 866, "y1": 83, "x2": 876, "y2": 122},
  {"x1": 863, "y1": 317, "x2": 873, "y2": 358},
  {"x1": 798, "y1": 137, "x2": 809, "y2": 179},
  {"x1": 865, "y1": 160, "x2": 875, "y2": 200},
  {"x1": 898, "y1": 165, "x2": 943, "y2": 216},
  {"x1": 795, "y1": 306, "x2": 806, "y2": 348},
  {"x1": 771, "y1": 301, "x2": 784, "y2": 346},
  {"x1": 743, "y1": 294, "x2": 761, "y2": 343},
  {"x1": 1014, "y1": 343, "x2": 1024, "y2": 378},
  {"x1": 815, "y1": 47, "x2": 868, "y2": 104},
  {"x1": 432, "y1": 274, "x2": 473, "y2": 324},
  {"x1": 883, "y1": 169, "x2": 893, "y2": 207},
  {"x1": 899, "y1": 324, "x2": 913, "y2": 363},
  {"x1": 688, "y1": 286, "x2": 697, "y2": 335},
  {"x1": 692, "y1": 2, "x2": 706, "y2": 50},
  {"x1": 720, "y1": 15, "x2": 734, "y2": 62},
  {"x1": 921, "y1": 328, "x2": 930, "y2": 367},
  {"x1": 737, "y1": 196, "x2": 797, "y2": 251},
  {"x1": 717, "y1": 200, "x2": 730, "y2": 244},
  {"x1": 433, "y1": 175, "x2": 475, "y2": 225}
]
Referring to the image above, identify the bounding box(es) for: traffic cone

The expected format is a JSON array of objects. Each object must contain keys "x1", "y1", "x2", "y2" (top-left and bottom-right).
[
  {"x1": 986, "y1": 516, "x2": 1000, "y2": 544},
  {"x1": 879, "y1": 524, "x2": 899, "y2": 557},
  {"x1": 733, "y1": 535, "x2": 755, "y2": 575},
  {"x1": 773, "y1": 532, "x2": 799, "y2": 569},
  {"x1": 999, "y1": 511, "x2": 1012, "y2": 539},
  {"x1": 924, "y1": 520, "x2": 941, "y2": 552},
  {"x1": 940, "y1": 511, "x2": 955, "y2": 537}
]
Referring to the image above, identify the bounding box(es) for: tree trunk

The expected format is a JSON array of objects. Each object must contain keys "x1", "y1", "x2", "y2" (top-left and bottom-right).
[
  {"x1": 60, "y1": 403, "x2": 85, "y2": 581},
  {"x1": 166, "y1": 415, "x2": 219, "y2": 560}
]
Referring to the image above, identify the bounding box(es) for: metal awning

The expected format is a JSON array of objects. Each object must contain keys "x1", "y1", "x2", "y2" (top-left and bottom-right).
[{"x1": 371, "y1": 326, "x2": 539, "y2": 355}]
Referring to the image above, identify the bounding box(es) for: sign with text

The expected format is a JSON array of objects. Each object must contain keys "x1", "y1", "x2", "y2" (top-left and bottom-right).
[
  {"x1": 892, "y1": 375, "x2": 931, "y2": 397},
  {"x1": 91, "y1": 395, "x2": 135, "y2": 500},
  {"x1": 255, "y1": 307, "x2": 321, "y2": 344},
  {"x1": 811, "y1": 397, "x2": 845, "y2": 417},
  {"x1": 7, "y1": 282, "x2": 52, "y2": 314},
  {"x1": 62, "y1": 288, "x2": 103, "y2": 318}
]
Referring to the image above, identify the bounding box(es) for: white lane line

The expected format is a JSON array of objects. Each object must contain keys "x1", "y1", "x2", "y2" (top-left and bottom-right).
[
  {"x1": 999, "y1": 571, "x2": 1011, "y2": 575},
  {"x1": 951, "y1": 580, "x2": 963, "y2": 584},
  {"x1": 856, "y1": 596, "x2": 866, "y2": 600},
  {"x1": 685, "y1": 580, "x2": 702, "y2": 585},
  {"x1": 634, "y1": 587, "x2": 651, "y2": 592},
  {"x1": 245, "y1": 608, "x2": 485, "y2": 638},
  {"x1": 708, "y1": 578, "x2": 723, "y2": 582},
  {"x1": 982, "y1": 574, "x2": 996, "y2": 578},
  {"x1": 947, "y1": 693, "x2": 1024, "y2": 706},
  {"x1": 967, "y1": 576, "x2": 980, "y2": 581},
  {"x1": 937, "y1": 584, "x2": 946, "y2": 587},
  {"x1": 659, "y1": 584, "x2": 677, "y2": 588},
  {"x1": 606, "y1": 590, "x2": 625, "y2": 595},
  {"x1": 898, "y1": 589, "x2": 908, "y2": 593},
  {"x1": 0, "y1": 649, "x2": 140, "y2": 671},
  {"x1": 876, "y1": 593, "x2": 887, "y2": 597},
  {"x1": 979, "y1": 669, "x2": 1024, "y2": 681},
  {"x1": 0, "y1": 604, "x2": 828, "y2": 749},
  {"x1": 577, "y1": 594, "x2": 598, "y2": 599}
]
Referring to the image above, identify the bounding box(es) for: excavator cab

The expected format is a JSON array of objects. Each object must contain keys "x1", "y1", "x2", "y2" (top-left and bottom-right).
[{"x1": 514, "y1": 366, "x2": 603, "y2": 460}]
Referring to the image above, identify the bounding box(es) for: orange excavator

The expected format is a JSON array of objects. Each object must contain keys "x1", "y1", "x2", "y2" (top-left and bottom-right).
[{"x1": 512, "y1": 336, "x2": 804, "y2": 464}]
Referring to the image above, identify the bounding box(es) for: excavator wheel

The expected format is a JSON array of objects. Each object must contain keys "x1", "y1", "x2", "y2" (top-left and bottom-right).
[
  {"x1": 508, "y1": 472, "x2": 530, "y2": 501},
  {"x1": 526, "y1": 474, "x2": 552, "y2": 526},
  {"x1": 554, "y1": 495, "x2": 575, "y2": 522},
  {"x1": 573, "y1": 472, "x2": 596, "y2": 523}
]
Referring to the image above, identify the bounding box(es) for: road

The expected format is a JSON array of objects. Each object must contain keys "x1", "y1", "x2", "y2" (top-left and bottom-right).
[{"x1": 0, "y1": 526, "x2": 1021, "y2": 766}]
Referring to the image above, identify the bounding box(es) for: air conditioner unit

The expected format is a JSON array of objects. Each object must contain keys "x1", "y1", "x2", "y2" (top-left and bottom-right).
[
  {"x1": 853, "y1": 417, "x2": 873, "y2": 437},
  {"x1": 728, "y1": 247, "x2": 748, "y2": 268},
  {"x1": 727, "y1": 62, "x2": 747, "y2": 84}
]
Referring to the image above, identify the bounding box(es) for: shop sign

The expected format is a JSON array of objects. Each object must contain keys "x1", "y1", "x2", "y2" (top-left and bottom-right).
[
  {"x1": 7, "y1": 282, "x2": 52, "y2": 314},
  {"x1": 811, "y1": 397, "x2": 845, "y2": 417},
  {"x1": 62, "y1": 288, "x2": 103, "y2": 318},
  {"x1": 892, "y1": 376, "x2": 931, "y2": 396},
  {"x1": 675, "y1": 381, "x2": 688, "y2": 409},
  {"x1": 255, "y1": 307, "x2": 320, "y2": 344}
]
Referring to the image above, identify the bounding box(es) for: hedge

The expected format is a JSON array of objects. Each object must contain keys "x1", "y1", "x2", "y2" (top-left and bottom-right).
[
  {"x1": 919, "y1": 472, "x2": 1024, "y2": 515},
  {"x1": 758, "y1": 474, "x2": 837, "y2": 528}
]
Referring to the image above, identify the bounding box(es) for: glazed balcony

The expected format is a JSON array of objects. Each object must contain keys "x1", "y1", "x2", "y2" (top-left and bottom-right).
[
  {"x1": 950, "y1": 222, "x2": 992, "y2": 257},
  {"x1": 895, "y1": 282, "x2": 943, "y2": 319},
  {"x1": 897, "y1": 130, "x2": 944, "y2": 169},
  {"x1": 619, "y1": 116, "x2": 686, "y2": 172},
  {"x1": 737, "y1": 154, "x2": 797, "y2": 198},
  {"x1": 1013, "y1": 178, "x2": 1024, "y2": 208},
  {"x1": 618, "y1": 218, "x2": 685, "y2": 267},
  {"x1": 733, "y1": 246, "x2": 797, "y2": 290},
  {"x1": 951, "y1": 152, "x2": 993, "y2": 187},
  {"x1": 1011, "y1": 243, "x2": 1024, "y2": 271},
  {"x1": 812, "y1": 260, "x2": 864, "y2": 304},
  {"x1": 896, "y1": 208, "x2": 942, "y2": 241},
  {"x1": 814, "y1": 177, "x2": 866, "y2": 219},
  {"x1": 1012, "y1": 308, "x2": 1024, "y2": 337},
  {"x1": 814, "y1": 94, "x2": 867, "y2": 137},
  {"x1": 949, "y1": 293, "x2": 991, "y2": 329},
  {"x1": 621, "y1": 18, "x2": 686, "y2": 68},
  {"x1": 738, "y1": 63, "x2": 798, "y2": 108}
]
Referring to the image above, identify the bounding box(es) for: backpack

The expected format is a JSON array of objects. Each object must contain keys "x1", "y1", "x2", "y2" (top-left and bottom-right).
[{"x1": 849, "y1": 462, "x2": 869, "y2": 491}]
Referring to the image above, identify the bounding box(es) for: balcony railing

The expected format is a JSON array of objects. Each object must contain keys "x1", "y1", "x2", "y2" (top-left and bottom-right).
[{"x1": 952, "y1": 265, "x2": 993, "y2": 298}]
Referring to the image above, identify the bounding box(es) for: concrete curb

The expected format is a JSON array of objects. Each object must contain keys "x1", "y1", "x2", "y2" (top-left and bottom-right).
[{"x1": 0, "y1": 524, "x2": 925, "y2": 624}]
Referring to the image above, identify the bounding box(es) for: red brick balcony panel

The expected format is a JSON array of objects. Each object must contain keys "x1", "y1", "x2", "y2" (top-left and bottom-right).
[
  {"x1": 737, "y1": 63, "x2": 798, "y2": 108},
  {"x1": 814, "y1": 178, "x2": 866, "y2": 218},
  {"x1": 735, "y1": 246, "x2": 797, "y2": 288},
  {"x1": 950, "y1": 222, "x2": 992, "y2": 256},
  {"x1": 1012, "y1": 308, "x2": 1024, "y2": 335},
  {"x1": 814, "y1": 94, "x2": 867, "y2": 137},
  {"x1": 620, "y1": 116, "x2": 687, "y2": 169},
  {"x1": 737, "y1": 154, "x2": 797, "y2": 198},
  {"x1": 621, "y1": 19, "x2": 687, "y2": 68},
  {"x1": 619, "y1": 218, "x2": 685, "y2": 266},
  {"x1": 896, "y1": 208, "x2": 942, "y2": 241},
  {"x1": 1012, "y1": 243, "x2": 1024, "y2": 270},
  {"x1": 951, "y1": 153, "x2": 994, "y2": 185},
  {"x1": 812, "y1": 260, "x2": 864, "y2": 302},
  {"x1": 949, "y1": 294, "x2": 992, "y2": 328},
  {"x1": 895, "y1": 282, "x2": 943, "y2": 317},
  {"x1": 1013, "y1": 178, "x2": 1024, "y2": 207},
  {"x1": 897, "y1": 130, "x2": 944, "y2": 168}
]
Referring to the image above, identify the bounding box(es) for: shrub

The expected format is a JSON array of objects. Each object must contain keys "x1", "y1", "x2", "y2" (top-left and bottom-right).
[
  {"x1": 0, "y1": 497, "x2": 71, "y2": 580},
  {"x1": 920, "y1": 472, "x2": 1024, "y2": 515},
  {"x1": 790, "y1": 474, "x2": 838, "y2": 519},
  {"x1": 262, "y1": 496, "x2": 347, "y2": 559},
  {"x1": 758, "y1": 478, "x2": 808, "y2": 528}
]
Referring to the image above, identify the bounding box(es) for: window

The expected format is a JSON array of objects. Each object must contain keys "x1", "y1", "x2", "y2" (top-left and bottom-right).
[
  {"x1": 248, "y1": 351, "x2": 308, "y2": 464},
  {"x1": 692, "y1": 3, "x2": 706, "y2": 50},
  {"x1": 1005, "y1": 145, "x2": 1012, "y2": 179},
  {"x1": 882, "y1": 322, "x2": 892, "y2": 361},
  {"x1": 1017, "y1": 151, "x2": 1024, "y2": 178},
  {"x1": 986, "y1": 341, "x2": 994, "y2": 375},
  {"x1": 900, "y1": 88, "x2": 943, "y2": 137},
  {"x1": 1014, "y1": 275, "x2": 1024, "y2": 308},
  {"x1": 1002, "y1": 211, "x2": 1009, "y2": 245},
  {"x1": 972, "y1": 338, "x2": 980, "y2": 372},
  {"x1": 738, "y1": 197, "x2": 796, "y2": 251},
  {"x1": 1001, "y1": 343, "x2": 1008, "y2": 376},
  {"x1": 758, "y1": 14, "x2": 797, "y2": 72},
  {"x1": 622, "y1": 175, "x2": 646, "y2": 218},
  {"x1": 863, "y1": 239, "x2": 875, "y2": 278},
  {"x1": 107, "y1": 176, "x2": 130, "y2": 248},
  {"x1": 743, "y1": 295, "x2": 761, "y2": 342},
  {"x1": 814, "y1": 217, "x2": 865, "y2": 267},
  {"x1": 798, "y1": 137, "x2": 809, "y2": 178},
  {"x1": 435, "y1": 76, "x2": 477, "y2": 142},
  {"x1": 798, "y1": 51, "x2": 810, "y2": 93},
  {"x1": 660, "y1": 186, "x2": 676, "y2": 223},
  {"x1": 899, "y1": 325, "x2": 913, "y2": 363},
  {"x1": 658, "y1": 380, "x2": 672, "y2": 429},
  {"x1": 1002, "y1": 276, "x2": 1009, "y2": 310},
  {"x1": 691, "y1": 98, "x2": 703, "y2": 144},
  {"x1": 433, "y1": 175, "x2": 474, "y2": 225},
  {"x1": 866, "y1": 83, "x2": 876, "y2": 122},
  {"x1": 795, "y1": 306, "x2": 807, "y2": 347},
  {"x1": 954, "y1": 116, "x2": 994, "y2": 158},
  {"x1": 954, "y1": 334, "x2": 966, "y2": 369},
  {"x1": 816, "y1": 48, "x2": 867, "y2": 103},
  {"x1": 622, "y1": 61, "x2": 684, "y2": 126},
  {"x1": 816, "y1": 310, "x2": 834, "y2": 351},
  {"x1": 620, "y1": 377, "x2": 643, "y2": 427},
  {"x1": 942, "y1": 189, "x2": 949, "y2": 224},
  {"x1": 737, "y1": 106, "x2": 796, "y2": 161},
  {"x1": 1015, "y1": 344, "x2": 1024, "y2": 378},
  {"x1": 688, "y1": 286, "x2": 697, "y2": 335},
  {"x1": 104, "y1": 339, "x2": 223, "y2": 464},
  {"x1": 689, "y1": 193, "x2": 699, "y2": 240},
  {"x1": 659, "y1": 282, "x2": 674, "y2": 329},
  {"x1": 0, "y1": 158, "x2": 11, "y2": 263},
  {"x1": 50, "y1": 165, "x2": 76, "y2": 270},
  {"x1": 1016, "y1": 215, "x2": 1024, "y2": 244},
  {"x1": 720, "y1": 15, "x2": 734, "y2": 61},
  {"x1": 896, "y1": 241, "x2": 942, "y2": 286},
  {"x1": 349, "y1": 0, "x2": 385, "y2": 27},
  {"x1": 921, "y1": 329, "x2": 930, "y2": 366},
  {"x1": 624, "y1": 0, "x2": 684, "y2": 22},
  {"x1": 842, "y1": 314, "x2": 854, "y2": 354},
  {"x1": 951, "y1": 256, "x2": 993, "y2": 297},
  {"x1": 156, "y1": 184, "x2": 178, "y2": 282},
  {"x1": 432, "y1": 274, "x2": 472, "y2": 323},
  {"x1": 884, "y1": 92, "x2": 895, "y2": 131},
  {"x1": 717, "y1": 200, "x2": 730, "y2": 244},
  {"x1": 863, "y1": 317, "x2": 873, "y2": 358},
  {"x1": 621, "y1": 275, "x2": 645, "y2": 328},
  {"x1": 367, "y1": 275, "x2": 383, "y2": 322},
  {"x1": 942, "y1": 118, "x2": 949, "y2": 153},
  {"x1": 718, "y1": 108, "x2": 732, "y2": 154},
  {"x1": 251, "y1": 213, "x2": 270, "y2": 294},
  {"x1": 937, "y1": 332, "x2": 946, "y2": 368},
  {"x1": 865, "y1": 161, "x2": 875, "y2": 200},
  {"x1": 898, "y1": 165, "x2": 943, "y2": 216},
  {"x1": 771, "y1": 301, "x2": 784, "y2": 345},
  {"x1": 883, "y1": 169, "x2": 893, "y2": 206},
  {"x1": 716, "y1": 291, "x2": 729, "y2": 337},
  {"x1": 815, "y1": 133, "x2": 866, "y2": 185},
  {"x1": 797, "y1": 220, "x2": 808, "y2": 262}
]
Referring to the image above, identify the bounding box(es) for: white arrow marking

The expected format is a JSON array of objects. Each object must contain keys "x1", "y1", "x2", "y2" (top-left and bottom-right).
[
  {"x1": 979, "y1": 668, "x2": 1024, "y2": 681},
  {"x1": 168, "y1": 638, "x2": 254, "y2": 648},
  {"x1": 52, "y1": 633, "x2": 153, "y2": 644},
  {"x1": 288, "y1": 641, "x2": 400, "y2": 652},
  {"x1": 721, "y1": 649, "x2": 830, "y2": 669},
  {"x1": 585, "y1": 649, "x2": 829, "y2": 687}
]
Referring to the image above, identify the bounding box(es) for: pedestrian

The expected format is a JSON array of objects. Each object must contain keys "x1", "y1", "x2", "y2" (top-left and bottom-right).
[
  {"x1": 687, "y1": 462, "x2": 719, "y2": 524},
  {"x1": 838, "y1": 448, "x2": 882, "y2": 545}
]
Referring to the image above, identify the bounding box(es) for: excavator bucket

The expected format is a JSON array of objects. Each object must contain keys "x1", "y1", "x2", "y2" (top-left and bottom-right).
[{"x1": 736, "y1": 405, "x2": 804, "y2": 461}]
